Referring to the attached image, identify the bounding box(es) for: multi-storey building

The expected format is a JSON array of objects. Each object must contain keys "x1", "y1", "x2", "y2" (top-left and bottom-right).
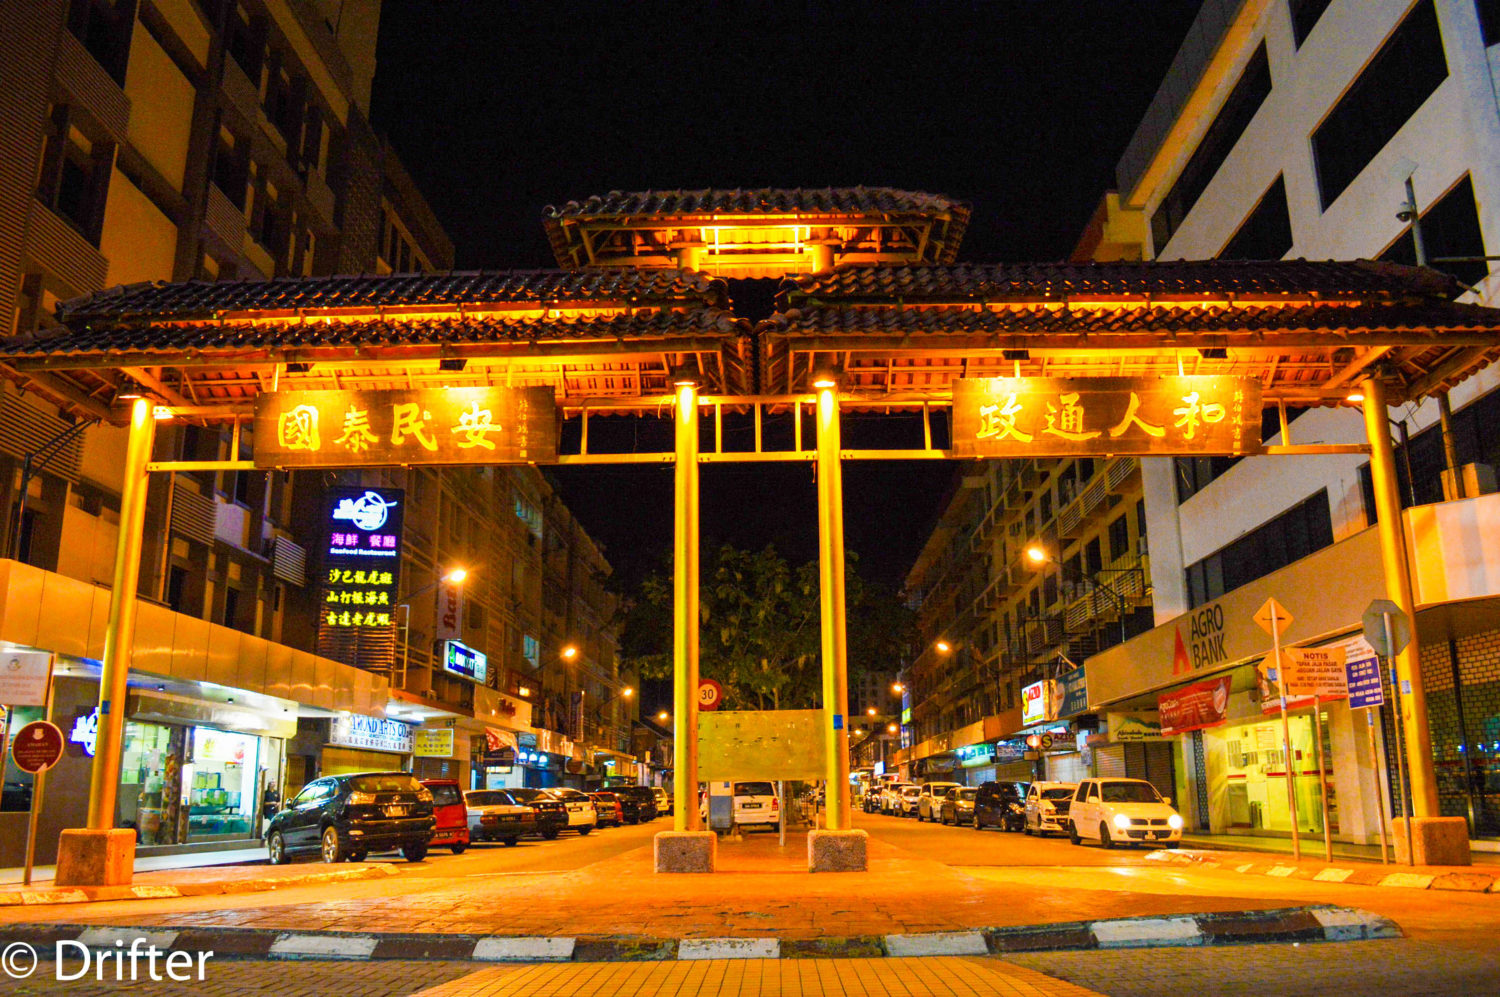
[{"x1": 1068, "y1": 0, "x2": 1500, "y2": 850}]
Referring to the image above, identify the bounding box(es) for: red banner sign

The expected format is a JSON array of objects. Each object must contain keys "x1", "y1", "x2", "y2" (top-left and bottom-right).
[{"x1": 1158, "y1": 676, "x2": 1232, "y2": 735}]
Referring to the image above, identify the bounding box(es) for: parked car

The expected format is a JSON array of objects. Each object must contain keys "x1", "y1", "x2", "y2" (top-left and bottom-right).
[
  {"x1": 653, "y1": 786, "x2": 672, "y2": 816},
  {"x1": 544, "y1": 788, "x2": 598, "y2": 834},
  {"x1": 590, "y1": 791, "x2": 625, "y2": 827},
  {"x1": 973, "y1": 780, "x2": 1030, "y2": 831},
  {"x1": 896, "y1": 784, "x2": 923, "y2": 817},
  {"x1": 863, "y1": 783, "x2": 890, "y2": 813},
  {"x1": 1068, "y1": 778, "x2": 1183, "y2": 849},
  {"x1": 463, "y1": 789, "x2": 535, "y2": 846},
  {"x1": 506, "y1": 787, "x2": 568, "y2": 839},
  {"x1": 702, "y1": 781, "x2": 781, "y2": 831},
  {"x1": 267, "y1": 771, "x2": 434, "y2": 864},
  {"x1": 1023, "y1": 781, "x2": 1078, "y2": 837},
  {"x1": 939, "y1": 787, "x2": 977, "y2": 826},
  {"x1": 611, "y1": 786, "x2": 658, "y2": 823},
  {"x1": 419, "y1": 779, "x2": 470, "y2": 854},
  {"x1": 880, "y1": 782, "x2": 913, "y2": 814},
  {"x1": 916, "y1": 782, "x2": 963, "y2": 822}
]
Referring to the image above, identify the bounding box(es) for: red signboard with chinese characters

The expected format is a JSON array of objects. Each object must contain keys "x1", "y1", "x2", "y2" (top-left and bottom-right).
[
  {"x1": 951, "y1": 376, "x2": 1262, "y2": 457},
  {"x1": 1158, "y1": 675, "x2": 1233, "y2": 735},
  {"x1": 253, "y1": 386, "x2": 557, "y2": 467}
]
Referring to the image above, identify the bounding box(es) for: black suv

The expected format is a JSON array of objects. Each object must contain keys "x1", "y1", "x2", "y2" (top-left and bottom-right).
[
  {"x1": 973, "y1": 780, "x2": 1030, "y2": 832},
  {"x1": 267, "y1": 771, "x2": 435, "y2": 864},
  {"x1": 506, "y1": 787, "x2": 569, "y2": 839},
  {"x1": 613, "y1": 786, "x2": 659, "y2": 824}
]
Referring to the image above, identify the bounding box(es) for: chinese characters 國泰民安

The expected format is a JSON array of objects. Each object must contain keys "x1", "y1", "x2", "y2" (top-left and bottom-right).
[
  {"x1": 975, "y1": 389, "x2": 1230, "y2": 444},
  {"x1": 276, "y1": 400, "x2": 504, "y2": 454}
]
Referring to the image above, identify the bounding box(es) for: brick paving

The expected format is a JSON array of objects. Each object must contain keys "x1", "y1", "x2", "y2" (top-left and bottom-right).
[{"x1": 8, "y1": 960, "x2": 479, "y2": 997}]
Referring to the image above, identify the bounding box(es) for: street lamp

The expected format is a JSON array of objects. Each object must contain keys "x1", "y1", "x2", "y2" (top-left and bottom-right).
[
  {"x1": 892, "y1": 682, "x2": 904, "y2": 694},
  {"x1": 934, "y1": 639, "x2": 952, "y2": 654},
  {"x1": 561, "y1": 644, "x2": 578, "y2": 661},
  {"x1": 1023, "y1": 542, "x2": 1134, "y2": 646},
  {"x1": 397, "y1": 566, "x2": 471, "y2": 685},
  {"x1": 866, "y1": 706, "x2": 877, "y2": 716}
]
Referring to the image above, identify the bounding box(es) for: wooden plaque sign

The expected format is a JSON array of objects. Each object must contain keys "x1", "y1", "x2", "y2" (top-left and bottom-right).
[
  {"x1": 254, "y1": 386, "x2": 557, "y2": 467},
  {"x1": 951, "y1": 376, "x2": 1262, "y2": 457}
]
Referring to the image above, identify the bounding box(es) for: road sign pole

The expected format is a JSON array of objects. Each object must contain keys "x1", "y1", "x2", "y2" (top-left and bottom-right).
[
  {"x1": 1385, "y1": 612, "x2": 1414, "y2": 866},
  {"x1": 1271, "y1": 614, "x2": 1301, "y2": 861},
  {"x1": 1312, "y1": 695, "x2": 1332, "y2": 863},
  {"x1": 1367, "y1": 711, "x2": 1390, "y2": 864},
  {"x1": 22, "y1": 676, "x2": 55, "y2": 886},
  {"x1": 672, "y1": 382, "x2": 701, "y2": 832},
  {"x1": 816, "y1": 386, "x2": 853, "y2": 831}
]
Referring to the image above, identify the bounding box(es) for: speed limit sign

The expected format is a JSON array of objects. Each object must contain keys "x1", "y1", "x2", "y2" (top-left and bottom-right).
[{"x1": 698, "y1": 678, "x2": 724, "y2": 711}]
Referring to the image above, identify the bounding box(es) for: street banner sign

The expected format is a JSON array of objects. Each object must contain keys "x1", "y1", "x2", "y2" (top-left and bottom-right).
[
  {"x1": 1278, "y1": 645, "x2": 1349, "y2": 698},
  {"x1": 1158, "y1": 675, "x2": 1232, "y2": 735},
  {"x1": 254, "y1": 386, "x2": 557, "y2": 467},
  {"x1": 11, "y1": 721, "x2": 64, "y2": 774},
  {"x1": 1055, "y1": 666, "x2": 1089, "y2": 719},
  {"x1": 698, "y1": 678, "x2": 724, "y2": 711},
  {"x1": 0, "y1": 651, "x2": 52, "y2": 707},
  {"x1": 1253, "y1": 598, "x2": 1293, "y2": 637},
  {"x1": 951, "y1": 376, "x2": 1262, "y2": 457},
  {"x1": 1362, "y1": 599, "x2": 1411, "y2": 657},
  {"x1": 1346, "y1": 653, "x2": 1385, "y2": 709}
]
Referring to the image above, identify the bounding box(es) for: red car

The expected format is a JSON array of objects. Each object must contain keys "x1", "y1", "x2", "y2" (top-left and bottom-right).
[
  {"x1": 589, "y1": 791, "x2": 624, "y2": 827},
  {"x1": 420, "y1": 779, "x2": 470, "y2": 854}
]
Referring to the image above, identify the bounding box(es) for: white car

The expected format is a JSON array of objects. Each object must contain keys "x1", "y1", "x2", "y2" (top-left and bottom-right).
[
  {"x1": 728, "y1": 780, "x2": 780, "y2": 830},
  {"x1": 1067, "y1": 778, "x2": 1183, "y2": 848},
  {"x1": 880, "y1": 782, "x2": 912, "y2": 814},
  {"x1": 544, "y1": 788, "x2": 598, "y2": 835},
  {"x1": 463, "y1": 789, "x2": 536, "y2": 846},
  {"x1": 897, "y1": 784, "x2": 923, "y2": 817},
  {"x1": 653, "y1": 786, "x2": 672, "y2": 816},
  {"x1": 917, "y1": 782, "x2": 962, "y2": 822},
  {"x1": 1023, "y1": 781, "x2": 1078, "y2": 836}
]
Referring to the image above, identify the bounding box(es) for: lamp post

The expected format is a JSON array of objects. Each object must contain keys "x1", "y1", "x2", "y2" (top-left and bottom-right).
[{"x1": 396, "y1": 566, "x2": 469, "y2": 688}]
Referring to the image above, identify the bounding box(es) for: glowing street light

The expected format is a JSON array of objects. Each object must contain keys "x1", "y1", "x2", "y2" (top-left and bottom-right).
[
  {"x1": 866, "y1": 706, "x2": 877, "y2": 716},
  {"x1": 887, "y1": 723, "x2": 898, "y2": 734},
  {"x1": 657, "y1": 710, "x2": 670, "y2": 722},
  {"x1": 935, "y1": 640, "x2": 951, "y2": 653},
  {"x1": 561, "y1": 644, "x2": 578, "y2": 661},
  {"x1": 443, "y1": 567, "x2": 468, "y2": 584},
  {"x1": 1025, "y1": 543, "x2": 1048, "y2": 564},
  {"x1": 622, "y1": 687, "x2": 635, "y2": 698},
  {"x1": 892, "y1": 682, "x2": 904, "y2": 694}
]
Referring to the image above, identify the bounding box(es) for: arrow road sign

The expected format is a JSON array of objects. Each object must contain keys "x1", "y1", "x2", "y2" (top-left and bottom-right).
[{"x1": 1254, "y1": 597, "x2": 1293, "y2": 638}]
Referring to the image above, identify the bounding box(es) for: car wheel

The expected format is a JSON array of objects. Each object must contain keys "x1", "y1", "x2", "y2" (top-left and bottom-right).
[
  {"x1": 1023, "y1": 822, "x2": 1033, "y2": 836},
  {"x1": 402, "y1": 843, "x2": 427, "y2": 862},
  {"x1": 1069, "y1": 824, "x2": 1081, "y2": 846},
  {"x1": 579, "y1": 826, "x2": 593, "y2": 836},
  {"x1": 503, "y1": 837, "x2": 519, "y2": 847},
  {"x1": 320, "y1": 826, "x2": 344, "y2": 864},
  {"x1": 451, "y1": 843, "x2": 467, "y2": 855},
  {"x1": 542, "y1": 829, "x2": 560, "y2": 840},
  {"x1": 1100, "y1": 823, "x2": 1114, "y2": 850},
  {"x1": 268, "y1": 831, "x2": 288, "y2": 865},
  {"x1": 972, "y1": 813, "x2": 981, "y2": 830}
]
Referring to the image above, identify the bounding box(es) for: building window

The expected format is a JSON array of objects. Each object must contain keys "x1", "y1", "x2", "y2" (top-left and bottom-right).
[
  {"x1": 36, "y1": 106, "x2": 111, "y2": 245},
  {"x1": 66, "y1": 0, "x2": 134, "y2": 85},
  {"x1": 1218, "y1": 175, "x2": 1293, "y2": 260},
  {"x1": 1175, "y1": 455, "x2": 1243, "y2": 503},
  {"x1": 211, "y1": 128, "x2": 249, "y2": 210},
  {"x1": 1151, "y1": 44, "x2": 1272, "y2": 253},
  {"x1": 1288, "y1": 0, "x2": 1333, "y2": 48},
  {"x1": 1380, "y1": 175, "x2": 1489, "y2": 288},
  {"x1": 523, "y1": 634, "x2": 540, "y2": 668},
  {"x1": 1185, "y1": 490, "x2": 1333, "y2": 607},
  {"x1": 223, "y1": 586, "x2": 240, "y2": 629},
  {"x1": 224, "y1": 2, "x2": 264, "y2": 83},
  {"x1": 1311, "y1": 0, "x2": 1447, "y2": 210},
  {"x1": 1084, "y1": 537, "x2": 1103, "y2": 577},
  {"x1": 1108, "y1": 515, "x2": 1130, "y2": 562}
]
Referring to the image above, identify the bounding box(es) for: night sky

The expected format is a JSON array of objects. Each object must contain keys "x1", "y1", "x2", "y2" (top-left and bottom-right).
[{"x1": 368, "y1": 1, "x2": 1202, "y2": 591}]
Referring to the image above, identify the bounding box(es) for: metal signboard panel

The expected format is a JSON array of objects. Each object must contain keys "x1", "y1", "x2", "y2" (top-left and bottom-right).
[
  {"x1": 951, "y1": 376, "x2": 1262, "y2": 457},
  {"x1": 254, "y1": 386, "x2": 557, "y2": 467},
  {"x1": 698, "y1": 709, "x2": 828, "y2": 782}
]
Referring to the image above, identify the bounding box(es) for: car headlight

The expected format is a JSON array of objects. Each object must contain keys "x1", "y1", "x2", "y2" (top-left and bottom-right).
[
  {"x1": 1168, "y1": 814, "x2": 1184, "y2": 830},
  {"x1": 1113, "y1": 813, "x2": 1132, "y2": 830}
]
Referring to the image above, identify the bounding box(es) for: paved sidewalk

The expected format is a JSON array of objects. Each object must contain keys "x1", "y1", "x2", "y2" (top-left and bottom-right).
[
  {"x1": 0, "y1": 860, "x2": 398, "y2": 906},
  {"x1": 1149, "y1": 846, "x2": 1498, "y2": 892},
  {"x1": 0, "y1": 846, "x2": 270, "y2": 887},
  {"x1": 1178, "y1": 832, "x2": 1500, "y2": 866}
]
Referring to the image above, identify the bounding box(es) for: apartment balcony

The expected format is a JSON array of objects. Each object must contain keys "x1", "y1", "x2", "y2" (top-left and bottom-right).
[
  {"x1": 26, "y1": 200, "x2": 108, "y2": 297},
  {"x1": 55, "y1": 29, "x2": 129, "y2": 142},
  {"x1": 1106, "y1": 456, "x2": 1141, "y2": 494},
  {"x1": 204, "y1": 183, "x2": 248, "y2": 254},
  {"x1": 1058, "y1": 473, "x2": 1108, "y2": 539}
]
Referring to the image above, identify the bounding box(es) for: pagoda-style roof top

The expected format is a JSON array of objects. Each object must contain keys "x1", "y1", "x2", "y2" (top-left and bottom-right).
[{"x1": 542, "y1": 187, "x2": 970, "y2": 276}]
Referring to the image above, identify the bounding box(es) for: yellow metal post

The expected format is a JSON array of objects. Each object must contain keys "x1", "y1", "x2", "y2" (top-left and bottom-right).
[
  {"x1": 673, "y1": 382, "x2": 701, "y2": 831},
  {"x1": 87, "y1": 398, "x2": 155, "y2": 829},
  {"x1": 816, "y1": 386, "x2": 852, "y2": 830},
  {"x1": 1361, "y1": 376, "x2": 1438, "y2": 817}
]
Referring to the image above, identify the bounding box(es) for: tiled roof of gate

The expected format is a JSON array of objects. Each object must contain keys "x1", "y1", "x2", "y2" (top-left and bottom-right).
[
  {"x1": 542, "y1": 187, "x2": 968, "y2": 220},
  {"x1": 56, "y1": 269, "x2": 724, "y2": 324},
  {"x1": 781, "y1": 259, "x2": 1467, "y2": 302}
]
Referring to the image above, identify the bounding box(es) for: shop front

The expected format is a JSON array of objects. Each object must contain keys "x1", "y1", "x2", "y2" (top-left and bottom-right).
[{"x1": 319, "y1": 712, "x2": 414, "y2": 779}]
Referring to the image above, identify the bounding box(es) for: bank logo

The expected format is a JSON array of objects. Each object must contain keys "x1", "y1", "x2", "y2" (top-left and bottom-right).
[{"x1": 332, "y1": 490, "x2": 397, "y2": 531}]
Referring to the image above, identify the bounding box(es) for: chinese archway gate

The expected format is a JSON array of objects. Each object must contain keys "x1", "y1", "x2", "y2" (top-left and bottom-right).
[{"x1": 7, "y1": 187, "x2": 1500, "y2": 878}]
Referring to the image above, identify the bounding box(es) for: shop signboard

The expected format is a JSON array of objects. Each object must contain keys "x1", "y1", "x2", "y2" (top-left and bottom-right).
[
  {"x1": 414, "y1": 727, "x2": 455, "y2": 758},
  {"x1": 1021, "y1": 680, "x2": 1049, "y2": 727},
  {"x1": 0, "y1": 651, "x2": 52, "y2": 707},
  {"x1": 1055, "y1": 666, "x2": 1088, "y2": 719},
  {"x1": 436, "y1": 579, "x2": 464, "y2": 642},
  {"x1": 951, "y1": 376, "x2": 1262, "y2": 458},
  {"x1": 957, "y1": 742, "x2": 995, "y2": 767},
  {"x1": 10, "y1": 720, "x2": 64, "y2": 774},
  {"x1": 254, "y1": 386, "x2": 558, "y2": 467},
  {"x1": 328, "y1": 712, "x2": 413, "y2": 754},
  {"x1": 1037, "y1": 729, "x2": 1077, "y2": 752},
  {"x1": 318, "y1": 486, "x2": 404, "y2": 645},
  {"x1": 442, "y1": 640, "x2": 488, "y2": 685},
  {"x1": 1107, "y1": 712, "x2": 1166, "y2": 741},
  {"x1": 1158, "y1": 675, "x2": 1232, "y2": 735},
  {"x1": 993, "y1": 739, "x2": 1028, "y2": 764}
]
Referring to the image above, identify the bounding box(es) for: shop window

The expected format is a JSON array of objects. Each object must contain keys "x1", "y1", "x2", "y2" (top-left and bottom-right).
[
  {"x1": 1288, "y1": 0, "x2": 1332, "y2": 48},
  {"x1": 1380, "y1": 175, "x2": 1489, "y2": 288},
  {"x1": 1218, "y1": 175, "x2": 1293, "y2": 261},
  {"x1": 1185, "y1": 490, "x2": 1334, "y2": 607},
  {"x1": 66, "y1": 0, "x2": 134, "y2": 85},
  {"x1": 1107, "y1": 515, "x2": 1130, "y2": 562},
  {"x1": 186, "y1": 727, "x2": 261, "y2": 841},
  {"x1": 1312, "y1": 0, "x2": 1447, "y2": 210},
  {"x1": 1151, "y1": 44, "x2": 1272, "y2": 253},
  {"x1": 36, "y1": 107, "x2": 111, "y2": 245},
  {"x1": 118, "y1": 721, "x2": 185, "y2": 844}
]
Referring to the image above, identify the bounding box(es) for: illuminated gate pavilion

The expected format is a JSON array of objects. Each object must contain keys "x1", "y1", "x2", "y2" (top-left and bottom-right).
[{"x1": 8, "y1": 187, "x2": 1500, "y2": 877}]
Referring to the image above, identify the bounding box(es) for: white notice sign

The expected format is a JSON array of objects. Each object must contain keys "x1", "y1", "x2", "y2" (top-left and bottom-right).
[
  {"x1": 0, "y1": 651, "x2": 52, "y2": 707},
  {"x1": 1279, "y1": 645, "x2": 1349, "y2": 698}
]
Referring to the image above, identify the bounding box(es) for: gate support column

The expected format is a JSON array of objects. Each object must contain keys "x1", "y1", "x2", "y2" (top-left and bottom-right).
[
  {"x1": 57, "y1": 398, "x2": 155, "y2": 886},
  {"x1": 655, "y1": 379, "x2": 714, "y2": 872},
  {"x1": 1361, "y1": 375, "x2": 1469, "y2": 864},
  {"x1": 810, "y1": 381, "x2": 866, "y2": 871}
]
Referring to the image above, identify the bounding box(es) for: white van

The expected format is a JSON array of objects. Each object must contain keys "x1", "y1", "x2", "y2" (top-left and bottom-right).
[{"x1": 701, "y1": 780, "x2": 781, "y2": 831}]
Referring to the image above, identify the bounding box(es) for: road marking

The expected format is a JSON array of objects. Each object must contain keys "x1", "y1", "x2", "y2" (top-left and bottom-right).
[
  {"x1": 1380, "y1": 872, "x2": 1435, "y2": 889},
  {"x1": 269, "y1": 933, "x2": 378, "y2": 959},
  {"x1": 884, "y1": 930, "x2": 988, "y2": 957},
  {"x1": 677, "y1": 937, "x2": 779, "y2": 959},
  {"x1": 1266, "y1": 865, "x2": 1298, "y2": 877},
  {"x1": 473, "y1": 936, "x2": 576, "y2": 962},
  {"x1": 1091, "y1": 916, "x2": 1201, "y2": 947},
  {"x1": 76, "y1": 927, "x2": 180, "y2": 950},
  {"x1": 1314, "y1": 868, "x2": 1354, "y2": 882}
]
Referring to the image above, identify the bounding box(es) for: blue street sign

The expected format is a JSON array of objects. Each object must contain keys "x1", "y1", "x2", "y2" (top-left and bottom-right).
[{"x1": 1346, "y1": 653, "x2": 1384, "y2": 709}]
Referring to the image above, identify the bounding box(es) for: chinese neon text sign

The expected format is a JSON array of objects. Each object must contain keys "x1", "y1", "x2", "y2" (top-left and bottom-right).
[
  {"x1": 253, "y1": 387, "x2": 558, "y2": 467},
  {"x1": 321, "y1": 486, "x2": 403, "y2": 631},
  {"x1": 951, "y1": 376, "x2": 1262, "y2": 457}
]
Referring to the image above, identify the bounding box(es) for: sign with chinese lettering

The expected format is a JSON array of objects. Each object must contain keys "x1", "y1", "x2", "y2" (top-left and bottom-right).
[
  {"x1": 1158, "y1": 675, "x2": 1232, "y2": 735},
  {"x1": 254, "y1": 386, "x2": 557, "y2": 467},
  {"x1": 321, "y1": 486, "x2": 403, "y2": 633},
  {"x1": 951, "y1": 376, "x2": 1262, "y2": 457},
  {"x1": 1055, "y1": 666, "x2": 1089, "y2": 719},
  {"x1": 442, "y1": 640, "x2": 487, "y2": 685},
  {"x1": 328, "y1": 712, "x2": 413, "y2": 753},
  {"x1": 414, "y1": 727, "x2": 455, "y2": 758}
]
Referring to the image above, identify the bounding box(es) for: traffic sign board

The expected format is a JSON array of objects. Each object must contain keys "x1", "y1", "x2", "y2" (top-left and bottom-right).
[
  {"x1": 697, "y1": 678, "x2": 724, "y2": 711},
  {"x1": 1362, "y1": 599, "x2": 1410, "y2": 657},
  {"x1": 11, "y1": 721, "x2": 63, "y2": 774},
  {"x1": 1254, "y1": 598, "x2": 1293, "y2": 637}
]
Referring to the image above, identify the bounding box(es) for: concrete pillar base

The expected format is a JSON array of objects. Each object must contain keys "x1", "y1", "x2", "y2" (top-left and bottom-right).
[
  {"x1": 1392, "y1": 817, "x2": 1471, "y2": 866},
  {"x1": 55, "y1": 828, "x2": 135, "y2": 887},
  {"x1": 653, "y1": 830, "x2": 716, "y2": 873},
  {"x1": 808, "y1": 828, "x2": 867, "y2": 872}
]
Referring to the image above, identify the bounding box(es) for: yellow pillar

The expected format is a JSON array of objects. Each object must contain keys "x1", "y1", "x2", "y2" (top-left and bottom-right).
[
  {"x1": 1361, "y1": 376, "x2": 1438, "y2": 816},
  {"x1": 673, "y1": 381, "x2": 701, "y2": 830},
  {"x1": 816, "y1": 384, "x2": 852, "y2": 830},
  {"x1": 87, "y1": 397, "x2": 156, "y2": 828}
]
